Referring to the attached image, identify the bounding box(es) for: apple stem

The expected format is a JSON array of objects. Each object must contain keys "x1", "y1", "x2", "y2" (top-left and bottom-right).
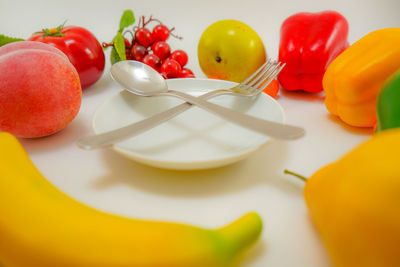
[{"x1": 284, "y1": 169, "x2": 307, "y2": 182}]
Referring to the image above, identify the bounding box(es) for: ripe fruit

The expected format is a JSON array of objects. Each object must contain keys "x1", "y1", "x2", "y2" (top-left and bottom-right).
[
  {"x1": 28, "y1": 25, "x2": 105, "y2": 89},
  {"x1": 161, "y1": 59, "x2": 182, "y2": 78},
  {"x1": 0, "y1": 40, "x2": 68, "y2": 59},
  {"x1": 142, "y1": 54, "x2": 161, "y2": 70},
  {"x1": 262, "y1": 79, "x2": 280, "y2": 98},
  {"x1": 152, "y1": 24, "x2": 170, "y2": 41},
  {"x1": 152, "y1": 41, "x2": 170, "y2": 60},
  {"x1": 170, "y1": 50, "x2": 188, "y2": 67},
  {"x1": 302, "y1": 128, "x2": 400, "y2": 267},
  {"x1": 0, "y1": 41, "x2": 81, "y2": 138},
  {"x1": 177, "y1": 68, "x2": 195, "y2": 78},
  {"x1": 198, "y1": 20, "x2": 266, "y2": 83},
  {"x1": 0, "y1": 131, "x2": 263, "y2": 267},
  {"x1": 107, "y1": 13, "x2": 194, "y2": 79},
  {"x1": 124, "y1": 38, "x2": 131, "y2": 49},
  {"x1": 135, "y1": 27, "x2": 154, "y2": 47},
  {"x1": 131, "y1": 44, "x2": 147, "y2": 61}
]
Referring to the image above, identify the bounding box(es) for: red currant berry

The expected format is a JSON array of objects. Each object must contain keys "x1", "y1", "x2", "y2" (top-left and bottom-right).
[
  {"x1": 170, "y1": 50, "x2": 188, "y2": 67},
  {"x1": 152, "y1": 24, "x2": 170, "y2": 41},
  {"x1": 135, "y1": 28, "x2": 154, "y2": 48},
  {"x1": 124, "y1": 38, "x2": 131, "y2": 49},
  {"x1": 143, "y1": 54, "x2": 161, "y2": 71},
  {"x1": 177, "y1": 68, "x2": 194, "y2": 78},
  {"x1": 126, "y1": 53, "x2": 133, "y2": 60},
  {"x1": 152, "y1": 41, "x2": 171, "y2": 60},
  {"x1": 131, "y1": 44, "x2": 147, "y2": 62},
  {"x1": 161, "y1": 59, "x2": 181, "y2": 78},
  {"x1": 177, "y1": 73, "x2": 195, "y2": 78},
  {"x1": 180, "y1": 68, "x2": 193, "y2": 75},
  {"x1": 150, "y1": 42, "x2": 157, "y2": 51}
]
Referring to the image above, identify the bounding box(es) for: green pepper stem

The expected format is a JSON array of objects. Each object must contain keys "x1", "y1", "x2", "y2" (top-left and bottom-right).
[{"x1": 284, "y1": 169, "x2": 307, "y2": 182}]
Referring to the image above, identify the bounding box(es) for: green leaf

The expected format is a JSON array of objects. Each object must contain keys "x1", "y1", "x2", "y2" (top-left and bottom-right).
[
  {"x1": 119, "y1": 10, "x2": 135, "y2": 33},
  {"x1": 113, "y1": 32, "x2": 126, "y2": 61},
  {"x1": 110, "y1": 47, "x2": 121, "y2": 65},
  {"x1": 0, "y1": 34, "x2": 24, "y2": 47}
]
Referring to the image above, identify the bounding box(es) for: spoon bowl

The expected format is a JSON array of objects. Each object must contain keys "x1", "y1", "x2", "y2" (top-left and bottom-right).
[{"x1": 110, "y1": 60, "x2": 167, "y2": 96}]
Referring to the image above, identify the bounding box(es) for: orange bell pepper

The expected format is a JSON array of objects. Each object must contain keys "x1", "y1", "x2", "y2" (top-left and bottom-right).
[{"x1": 323, "y1": 28, "x2": 400, "y2": 127}]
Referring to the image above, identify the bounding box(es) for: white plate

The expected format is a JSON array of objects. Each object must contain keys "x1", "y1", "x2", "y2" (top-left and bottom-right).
[{"x1": 93, "y1": 78, "x2": 285, "y2": 170}]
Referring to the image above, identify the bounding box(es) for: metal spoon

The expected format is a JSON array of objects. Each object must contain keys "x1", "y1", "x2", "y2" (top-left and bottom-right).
[{"x1": 78, "y1": 61, "x2": 304, "y2": 150}]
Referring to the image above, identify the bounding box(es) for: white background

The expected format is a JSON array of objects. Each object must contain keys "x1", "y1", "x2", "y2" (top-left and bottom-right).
[{"x1": 1, "y1": 0, "x2": 399, "y2": 266}]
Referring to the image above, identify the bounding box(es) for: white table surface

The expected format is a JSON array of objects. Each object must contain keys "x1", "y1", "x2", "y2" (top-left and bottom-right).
[{"x1": 1, "y1": 0, "x2": 399, "y2": 266}]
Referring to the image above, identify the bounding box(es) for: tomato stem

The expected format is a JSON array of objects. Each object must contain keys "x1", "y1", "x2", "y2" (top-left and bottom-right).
[{"x1": 41, "y1": 21, "x2": 67, "y2": 38}]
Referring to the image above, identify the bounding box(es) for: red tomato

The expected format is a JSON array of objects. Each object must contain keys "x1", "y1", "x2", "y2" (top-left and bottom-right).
[{"x1": 28, "y1": 25, "x2": 105, "y2": 89}]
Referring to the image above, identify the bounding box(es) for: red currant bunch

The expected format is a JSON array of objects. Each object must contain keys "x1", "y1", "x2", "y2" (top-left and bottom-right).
[{"x1": 123, "y1": 15, "x2": 194, "y2": 79}]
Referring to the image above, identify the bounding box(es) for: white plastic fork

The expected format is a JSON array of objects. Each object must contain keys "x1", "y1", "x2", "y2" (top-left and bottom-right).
[{"x1": 78, "y1": 60, "x2": 304, "y2": 150}]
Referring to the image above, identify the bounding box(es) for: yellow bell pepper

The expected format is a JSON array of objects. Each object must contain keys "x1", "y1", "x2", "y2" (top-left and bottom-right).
[
  {"x1": 299, "y1": 128, "x2": 400, "y2": 266},
  {"x1": 323, "y1": 28, "x2": 400, "y2": 127}
]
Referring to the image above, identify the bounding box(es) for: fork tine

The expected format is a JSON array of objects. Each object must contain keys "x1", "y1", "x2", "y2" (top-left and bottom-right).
[
  {"x1": 250, "y1": 63, "x2": 283, "y2": 93},
  {"x1": 242, "y1": 61, "x2": 282, "y2": 94},
  {"x1": 258, "y1": 63, "x2": 286, "y2": 91},
  {"x1": 251, "y1": 62, "x2": 283, "y2": 89},
  {"x1": 239, "y1": 61, "x2": 274, "y2": 93},
  {"x1": 247, "y1": 61, "x2": 280, "y2": 89},
  {"x1": 236, "y1": 59, "x2": 285, "y2": 95},
  {"x1": 240, "y1": 59, "x2": 273, "y2": 87}
]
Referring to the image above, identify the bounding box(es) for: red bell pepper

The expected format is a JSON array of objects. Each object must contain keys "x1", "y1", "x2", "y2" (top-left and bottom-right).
[{"x1": 278, "y1": 11, "x2": 349, "y2": 93}]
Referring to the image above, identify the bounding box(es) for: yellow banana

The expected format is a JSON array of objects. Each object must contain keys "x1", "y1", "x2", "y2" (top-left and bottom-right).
[{"x1": 0, "y1": 132, "x2": 262, "y2": 267}]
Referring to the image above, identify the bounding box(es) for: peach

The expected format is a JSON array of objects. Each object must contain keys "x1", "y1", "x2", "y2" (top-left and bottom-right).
[
  {"x1": 0, "y1": 41, "x2": 82, "y2": 138},
  {"x1": 0, "y1": 41, "x2": 68, "y2": 60}
]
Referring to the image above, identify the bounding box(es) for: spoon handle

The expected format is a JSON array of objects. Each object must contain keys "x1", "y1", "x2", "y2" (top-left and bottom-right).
[
  {"x1": 78, "y1": 90, "x2": 305, "y2": 150},
  {"x1": 165, "y1": 90, "x2": 305, "y2": 139},
  {"x1": 78, "y1": 90, "x2": 232, "y2": 149},
  {"x1": 78, "y1": 99, "x2": 194, "y2": 150}
]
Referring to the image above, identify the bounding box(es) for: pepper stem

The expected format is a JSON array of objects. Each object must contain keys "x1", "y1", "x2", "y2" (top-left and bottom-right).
[{"x1": 284, "y1": 169, "x2": 307, "y2": 182}]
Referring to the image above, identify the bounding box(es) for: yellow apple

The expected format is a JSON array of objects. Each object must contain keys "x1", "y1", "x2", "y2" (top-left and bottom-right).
[{"x1": 198, "y1": 20, "x2": 266, "y2": 83}]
